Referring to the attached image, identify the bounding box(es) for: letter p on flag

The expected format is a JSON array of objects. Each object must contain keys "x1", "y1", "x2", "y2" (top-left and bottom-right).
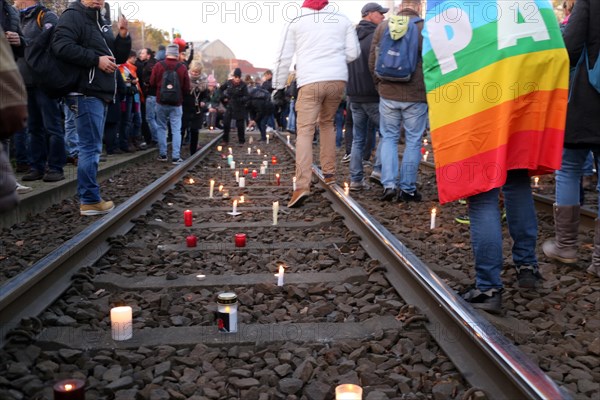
[{"x1": 426, "y1": 7, "x2": 473, "y2": 75}]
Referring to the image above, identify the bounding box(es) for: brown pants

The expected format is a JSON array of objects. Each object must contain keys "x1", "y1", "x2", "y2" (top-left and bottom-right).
[{"x1": 294, "y1": 81, "x2": 345, "y2": 190}]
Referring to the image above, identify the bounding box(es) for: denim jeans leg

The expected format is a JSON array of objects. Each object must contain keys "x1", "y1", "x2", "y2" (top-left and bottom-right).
[
  {"x1": 287, "y1": 99, "x2": 296, "y2": 132},
  {"x1": 556, "y1": 148, "x2": 589, "y2": 205},
  {"x1": 170, "y1": 106, "x2": 183, "y2": 160},
  {"x1": 119, "y1": 96, "x2": 133, "y2": 151},
  {"x1": 379, "y1": 98, "x2": 402, "y2": 189},
  {"x1": 155, "y1": 104, "x2": 169, "y2": 156},
  {"x1": 398, "y1": 102, "x2": 428, "y2": 193},
  {"x1": 145, "y1": 96, "x2": 159, "y2": 143},
  {"x1": 27, "y1": 87, "x2": 47, "y2": 173},
  {"x1": 503, "y1": 169, "x2": 538, "y2": 266},
  {"x1": 468, "y1": 187, "x2": 504, "y2": 290},
  {"x1": 37, "y1": 90, "x2": 66, "y2": 173},
  {"x1": 13, "y1": 128, "x2": 29, "y2": 165},
  {"x1": 64, "y1": 96, "x2": 79, "y2": 157},
  {"x1": 76, "y1": 96, "x2": 107, "y2": 204},
  {"x1": 335, "y1": 107, "x2": 344, "y2": 148},
  {"x1": 349, "y1": 102, "x2": 368, "y2": 182}
]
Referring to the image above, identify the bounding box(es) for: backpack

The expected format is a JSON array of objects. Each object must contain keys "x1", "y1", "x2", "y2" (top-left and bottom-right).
[
  {"x1": 249, "y1": 87, "x2": 270, "y2": 101},
  {"x1": 159, "y1": 61, "x2": 183, "y2": 105},
  {"x1": 569, "y1": 45, "x2": 600, "y2": 102},
  {"x1": 24, "y1": 9, "x2": 79, "y2": 98},
  {"x1": 375, "y1": 16, "x2": 423, "y2": 82}
]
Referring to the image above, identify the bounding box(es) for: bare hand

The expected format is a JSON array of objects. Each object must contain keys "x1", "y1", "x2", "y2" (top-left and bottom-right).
[
  {"x1": 118, "y1": 14, "x2": 128, "y2": 37},
  {"x1": 5, "y1": 31, "x2": 21, "y2": 46},
  {"x1": 98, "y1": 56, "x2": 117, "y2": 74}
]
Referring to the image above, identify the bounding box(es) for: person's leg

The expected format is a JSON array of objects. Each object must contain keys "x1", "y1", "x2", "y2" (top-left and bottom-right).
[
  {"x1": 294, "y1": 83, "x2": 322, "y2": 190},
  {"x1": 64, "y1": 96, "x2": 79, "y2": 159},
  {"x1": 236, "y1": 118, "x2": 246, "y2": 143},
  {"x1": 555, "y1": 148, "x2": 588, "y2": 205},
  {"x1": 170, "y1": 106, "x2": 183, "y2": 160},
  {"x1": 349, "y1": 102, "x2": 368, "y2": 183},
  {"x1": 25, "y1": 87, "x2": 46, "y2": 177},
  {"x1": 344, "y1": 99, "x2": 353, "y2": 157},
  {"x1": 12, "y1": 128, "x2": 30, "y2": 171},
  {"x1": 287, "y1": 99, "x2": 296, "y2": 133},
  {"x1": 155, "y1": 104, "x2": 169, "y2": 158},
  {"x1": 335, "y1": 105, "x2": 344, "y2": 148},
  {"x1": 318, "y1": 81, "x2": 345, "y2": 178},
  {"x1": 378, "y1": 98, "x2": 402, "y2": 192},
  {"x1": 37, "y1": 91, "x2": 66, "y2": 176},
  {"x1": 145, "y1": 96, "x2": 159, "y2": 144},
  {"x1": 222, "y1": 109, "x2": 232, "y2": 143},
  {"x1": 118, "y1": 96, "x2": 133, "y2": 151},
  {"x1": 398, "y1": 102, "x2": 428, "y2": 196}
]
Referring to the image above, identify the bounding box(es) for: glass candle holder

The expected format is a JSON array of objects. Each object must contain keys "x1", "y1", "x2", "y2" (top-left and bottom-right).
[{"x1": 217, "y1": 292, "x2": 238, "y2": 333}]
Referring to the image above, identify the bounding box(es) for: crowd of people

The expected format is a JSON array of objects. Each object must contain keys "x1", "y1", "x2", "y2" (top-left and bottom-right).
[{"x1": 0, "y1": 0, "x2": 598, "y2": 313}]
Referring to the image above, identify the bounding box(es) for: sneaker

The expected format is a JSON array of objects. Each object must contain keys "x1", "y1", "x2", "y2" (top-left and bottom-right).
[
  {"x1": 138, "y1": 142, "x2": 148, "y2": 150},
  {"x1": 80, "y1": 200, "x2": 115, "y2": 216},
  {"x1": 369, "y1": 172, "x2": 382, "y2": 186},
  {"x1": 323, "y1": 174, "x2": 336, "y2": 185},
  {"x1": 22, "y1": 169, "x2": 44, "y2": 181},
  {"x1": 362, "y1": 160, "x2": 372, "y2": 167},
  {"x1": 341, "y1": 153, "x2": 351, "y2": 163},
  {"x1": 455, "y1": 215, "x2": 470, "y2": 225},
  {"x1": 461, "y1": 287, "x2": 502, "y2": 314},
  {"x1": 15, "y1": 182, "x2": 32, "y2": 194},
  {"x1": 172, "y1": 158, "x2": 184, "y2": 165},
  {"x1": 515, "y1": 265, "x2": 542, "y2": 288},
  {"x1": 380, "y1": 187, "x2": 397, "y2": 202},
  {"x1": 42, "y1": 171, "x2": 65, "y2": 182},
  {"x1": 350, "y1": 179, "x2": 369, "y2": 192},
  {"x1": 288, "y1": 189, "x2": 310, "y2": 208},
  {"x1": 398, "y1": 189, "x2": 422, "y2": 202},
  {"x1": 157, "y1": 155, "x2": 168, "y2": 162}
]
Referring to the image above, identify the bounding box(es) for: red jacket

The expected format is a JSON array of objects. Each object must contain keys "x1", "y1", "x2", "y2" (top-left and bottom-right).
[{"x1": 149, "y1": 58, "x2": 191, "y2": 106}]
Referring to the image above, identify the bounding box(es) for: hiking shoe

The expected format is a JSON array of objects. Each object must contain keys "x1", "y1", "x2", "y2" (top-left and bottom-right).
[
  {"x1": 172, "y1": 158, "x2": 184, "y2": 165},
  {"x1": 455, "y1": 215, "x2": 470, "y2": 225},
  {"x1": 461, "y1": 287, "x2": 503, "y2": 314},
  {"x1": 369, "y1": 172, "x2": 382, "y2": 186},
  {"x1": 16, "y1": 182, "x2": 32, "y2": 194},
  {"x1": 157, "y1": 155, "x2": 168, "y2": 162},
  {"x1": 80, "y1": 200, "x2": 115, "y2": 216},
  {"x1": 341, "y1": 153, "x2": 351, "y2": 163},
  {"x1": 22, "y1": 169, "x2": 44, "y2": 181},
  {"x1": 380, "y1": 187, "x2": 397, "y2": 202},
  {"x1": 398, "y1": 189, "x2": 422, "y2": 202},
  {"x1": 350, "y1": 179, "x2": 369, "y2": 192},
  {"x1": 516, "y1": 265, "x2": 542, "y2": 288},
  {"x1": 42, "y1": 171, "x2": 65, "y2": 182},
  {"x1": 288, "y1": 189, "x2": 310, "y2": 208},
  {"x1": 323, "y1": 174, "x2": 336, "y2": 185}
]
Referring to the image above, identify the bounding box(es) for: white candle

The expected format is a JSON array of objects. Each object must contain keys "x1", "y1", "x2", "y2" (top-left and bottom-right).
[
  {"x1": 430, "y1": 208, "x2": 437, "y2": 230},
  {"x1": 262, "y1": 160, "x2": 268, "y2": 167},
  {"x1": 209, "y1": 179, "x2": 215, "y2": 198},
  {"x1": 240, "y1": 195, "x2": 245, "y2": 203},
  {"x1": 232, "y1": 200, "x2": 238, "y2": 214},
  {"x1": 260, "y1": 165, "x2": 266, "y2": 174},
  {"x1": 273, "y1": 201, "x2": 279, "y2": 225},
  {"x1": 344, "y1": 182, "x2": 349, "y2": 195},
  {"x1": 257, "y1": 149, "x2": 261, "y2": 156},
  {"x1": 266, "y1": 134, "x2": 270, "y2": 144},
  {"x1": 293, "y1": 176, "x2": 297, "y2": 191},
  {"x1": 230, "y1": 160, "x2": 236, "y2": 170},
  {"x1": 239, "y1": 177, "x2": 245, "y2": 188},
  {"x1": 534, "y1": 176, "x2": 539, "y2": 187},
  {"x1": 248, "y1": 147, "x2": 251, "y2": 155},
  {"x1": 287, "y1": 135, "x2": 290, "y2": 144},
  {"x1": 228, "y1": 147, "x2": 233, "y2": 155},
  {"x1": 249, "y1": 136, "x2": 253, "y2": 144},
  {"x1": 235, "y1": 171, "x2": 239, "y2": 182},
  {"x1": 423, "y1": 151, "x2": 429, "y2": 162},
  {"x1": 335, "y1": 384, "x2": 362, "y2": 400},
  {"x1": 218, "y1": 184, "x2": 224, "y2": 192},
  {"x1": 276, "y1": 264, "x2": 284, "y2": 286},
  {"x1": 110, "y1": 306, "x2": 132, "y2": 341},
  {"x1": 217, "y1": 145, "x2": 222, "y2": 152},
  {"x1": 423, "y1": 139, "x2": 428, "y2": 146}
]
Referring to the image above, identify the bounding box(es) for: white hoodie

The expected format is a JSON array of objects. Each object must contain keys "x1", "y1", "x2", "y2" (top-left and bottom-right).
[{"x1": 272, "y1": 7, "x2": 360, "y2": 89}]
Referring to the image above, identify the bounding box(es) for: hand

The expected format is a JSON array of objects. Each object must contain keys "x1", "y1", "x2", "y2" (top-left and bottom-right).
[
  {"x1": 118, "y1": 14, "x2": 128, "y2": 37},
  {"x1": 98, "y1": 56, "x2": 117, "y2": 74},
  {"x1": 5, "y1": 31, "x2": 20, "y2": 46}
]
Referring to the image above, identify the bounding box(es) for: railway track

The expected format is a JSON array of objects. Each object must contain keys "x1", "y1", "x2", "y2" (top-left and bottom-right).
[{"x1": 0, "y1": 132, "x2": 591, "y2": 399}]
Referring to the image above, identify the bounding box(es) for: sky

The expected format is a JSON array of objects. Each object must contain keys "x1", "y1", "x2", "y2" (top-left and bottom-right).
[{"x1": 116, "y1": 1, "x2": 396, "y2": 69}]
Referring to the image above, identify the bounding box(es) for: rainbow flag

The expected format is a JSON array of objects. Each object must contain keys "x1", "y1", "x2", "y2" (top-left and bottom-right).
[{"x1": 422, "y1": 0, "x2": 569, "y2": 204}]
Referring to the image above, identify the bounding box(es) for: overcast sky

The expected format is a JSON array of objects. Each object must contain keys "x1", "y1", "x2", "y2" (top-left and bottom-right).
[{"x1": 117, "y1": 1, "x2": 389, "y2": 68}]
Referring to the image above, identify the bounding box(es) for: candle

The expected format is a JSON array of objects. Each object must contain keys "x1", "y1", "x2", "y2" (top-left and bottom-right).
[
  {"x1": 344, "y1": 182, "x2": 349, "y2": 195},
  {"x1": 217, "y1": 293, "x2": 238, "y2": 333},
  {"x1": 430, "y1": 208, "x2": 437, "y2": 230},
  {"x1": 217, "y1": 145, "x2": 222, "y2": 152},
  {"x1": 223, "y1": 191, "x2": 229, "y2": 199},
  {"x1": 260, "y1": 166, "x2": 266, "y2": 175},
  {"x1": 423, "y1": 151, "x2": 429, "y2": 162},
  {"x1": 252, "y1": 170, "x2": 258, "y2": 179},
  {"x1": 209, "y1": 179, "x2": 215, "y2": 198},
  {"x1": 248, "y1": 147, "x2": 251, "y2": 155},
  {"x1": 276, "y1": 264, "x2": 285, "y2": 286},
  {"x1": 184, "y1": 210, "x2": 193, "y2": 227},
  {"x1": 230, "y1": 160, "x2": 236, "y2": 170},
  {"x1": 235, "y1": 170, "x2": 239, "y2": 182},
  {"x1": 249, "y1": 136, "x2": 253, "y2": 144},
  {"x1": 232, "y1": 200, "x2": 238, "y2": 214},
  {"x1": 218, "y1": 184, "x2": 224, "y2": 192},
  {"x1": 263, "y1": 161, "x2": 268, "y2": 167},
  {"x1": 276, "y1": 173, "x2": 280, "y2": 186},
  {"x1": 271, "y1": 155, "x2": 277, "y2": 165},
  {"x1": 423, "y1": 138, "x2": 428, "y2": 146},
  {"x1": 228, "y1": 147, "x2": 233, "y2": 155},
  {"x1": 421, "y1": 146, "x2": 426, "y2": 155},
  {"x1": 243, "y1": 167, "x2": 249, "y2": 175},
  {"x1": 292, "y1": 176, "x2": 297, "y2": 191},
  {"x1": 266, "y1": 134, "x2": 270, "y2": 144},
  {"x1": 235, "y1": 233, "x2": 246, "y2": 247},
  {"x1": 240, "y1": 195, "x2": 245, "y2": 203},
  {"x1": 239, "y1": 177, "x2": 245, "y2": 188},
  {"x1": 227, "y1": 154, "x2": 233, "y2": 165},
  {"x1": 257, "y1": 149, "x2": 261, "y2": 155},
  {"x1": 335, "y1": 384, "x2": 362, "y2": 400},
  {"x1": 273, "y1": 201, "x2": 279, "y2": 225},
  {"x1": 196, "y1": 274, "x2": 206, "y2": 281},
  {"x1": 186, "y1": 235, "x2": 197, "y2": 247},
  {"x1": 188, "y1": 178, "x2": 195, "y2": 184},
  {"x1": 53, "y1": 379, "x2": 85, "y2": 400},
  {"x1": 287, "y1": 135, "x2": 290, "y2": 144},
  {"x1": 534, "y1": 176, "x2": 539, "y2": 187},
  {"x1": 110, "y1": 306, "x2": 132, "y2": 341}
]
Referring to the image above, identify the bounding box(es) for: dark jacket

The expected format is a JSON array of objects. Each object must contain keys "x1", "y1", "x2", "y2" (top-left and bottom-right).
[
  {"x1": 562, "y1": 0, "x2": 600, "y2": 147},
  {"x1": 183, "y1": 74, "x2": 210, "y2": 129},
  {"x1": 52, "y1": 1, "x2": 131, "y2": 102},
  {"x1": 149, "y1": 58, "x2": 191, "y2": 106},
  {"x1": 347, "y1": 19, "x2": 379, "y2": 103},
  {"x1": 1, "y1": 0, "x2": 25, "y2": 59},
  {"x1": 16, "y1": 4, "x2": 58, "y2": 87},
  {"x1": 262, "y1": 78, "x2": 273, "y2": 93},
  {"x1": 220, "y1": 79, "x2": 249, "y2": 120},
  {"x1": 141, "y1": 56, "x2": 158, "y2": 97},
  {"x1": 369, "y1": 8, "x2": 426, "y2": 103}
]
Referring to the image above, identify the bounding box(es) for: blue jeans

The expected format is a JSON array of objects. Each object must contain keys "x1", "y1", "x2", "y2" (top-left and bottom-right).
[
  {"x1": 556, "y1": 148, "x2": 600, "y2": 215},
  {"x1": 27, "y1": 87, "x2": 66, "y2": 173},
  {"x1": 287, "y1": 99, "x2": 296, "y2": 132},
  {"x1": 349, "y1": 101, "x2": 380, "y2": 183},
  {"x1": 379, "y1": 99, "x2": 428, "y2": 192},
  {"x1": 75, "y1": 96, "x2": 107, "y2": 204},
  {"x1": 156, "y1": 104, "x2": 182, "y2": 159},
  {"x1": 468, "y1": 170, "x2": 538, "y2": 290},
  {"x1": 12, "y1": 128, "x2": 30, "y2": 165},
  {"x1": 64, "y1": 96, "x2": 79, "y2": 157},
  {"x1": 335, "y1": 105, "x2": 344, "y2": 148},
  {"x1": 145, "y1": 96, "x2": 159, "y2": 143}
]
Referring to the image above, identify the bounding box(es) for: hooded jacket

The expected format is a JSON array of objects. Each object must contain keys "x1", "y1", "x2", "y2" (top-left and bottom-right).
[
  {"x1": 347, "y1": 19, "x2": 379, "y2": 103},
  {"x1": 52, "y1": 1, "x2": 131, "y2": 102}
]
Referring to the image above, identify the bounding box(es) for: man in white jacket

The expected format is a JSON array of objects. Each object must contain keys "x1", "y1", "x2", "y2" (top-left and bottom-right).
[{"x1": 273, "y1": 0, "x2": 360, "y2": 208}]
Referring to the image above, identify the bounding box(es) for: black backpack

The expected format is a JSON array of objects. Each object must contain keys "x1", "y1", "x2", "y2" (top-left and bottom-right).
[
  {"x1": 24, "y1": 9, "x2": 79, "y2": 98},
  {"x1": 159, "y1": 61, "x2": 183, "y2": 105}
]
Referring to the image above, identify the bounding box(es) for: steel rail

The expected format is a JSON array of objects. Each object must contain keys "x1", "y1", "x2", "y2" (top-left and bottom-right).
[
  {"x1": 0, "y1": 136, "x2": 222, "y2": 348},
  {"x1": 276, "y1": 132, "x2": 568, "y2": 400}
]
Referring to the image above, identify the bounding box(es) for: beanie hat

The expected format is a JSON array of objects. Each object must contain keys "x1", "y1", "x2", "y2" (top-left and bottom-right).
[
  {"x1": 207, "y1": 74, "x2": 217, "y2": 88},
  {"x1": 233, "y1": 68, "x2": 242, "y2": 78},
  {"x1": 302, "y1": 0, "x2": 329, "y2": 10},
  {"x1": 166, "y1": 44, "x2": 179, "y2": 58}
]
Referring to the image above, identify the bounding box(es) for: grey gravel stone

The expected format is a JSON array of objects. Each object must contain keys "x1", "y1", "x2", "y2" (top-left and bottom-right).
[
  {"x1": 277, "y1": 377, "x2": 303, "y2": 394},
  {"x1": 105, "y1": 376, "x2": 134, "y2": 391}
]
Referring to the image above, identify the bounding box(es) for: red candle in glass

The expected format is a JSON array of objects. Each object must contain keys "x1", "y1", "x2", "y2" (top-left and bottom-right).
[
  {"x1": 243, "y1": 167, "x2": 249, "y2": 175},
  {"x1": 53, "y1": 379, "x2": 85, "y2": 400},
  {"x1": 234, "y1": 233, "x2": 246, "y2": 247},
  {"x1": 252, "y1": 170, "x2": 258, "y2": 179},
  {"x1": 184, "y1": 210, "x2": 193, "y2": 226},
  {"x1": 271, "y1": 156, "x2": 277, "y2": 165},
  {"x1": 186, "y1": 235, "x2": 197, "y2": 247}
]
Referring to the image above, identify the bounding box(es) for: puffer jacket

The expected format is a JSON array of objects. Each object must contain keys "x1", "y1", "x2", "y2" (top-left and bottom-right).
[
  {"x1": 52, "y1": 1, "x2": 131, "y2": 103},
  {"x1": 347, "y1": 19, "x2": 379, "y2": 103},
  {"x1": 562, "y1": 0, "x2": 600, "y2": 147}
]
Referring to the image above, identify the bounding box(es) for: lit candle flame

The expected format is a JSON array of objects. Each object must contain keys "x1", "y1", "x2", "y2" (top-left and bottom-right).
[
  {"x1": 240, "y1": 196, "x2": 245, "y2": 203},
  {"x1": 218, "y1": 184, "x2": 224, "y2": 192},
  {"x1": 189, "y1": 178, "x2": 195, "y2": 184},
  {"x1": 64, "y1": 384, "x2": 73, "y2": 391}
]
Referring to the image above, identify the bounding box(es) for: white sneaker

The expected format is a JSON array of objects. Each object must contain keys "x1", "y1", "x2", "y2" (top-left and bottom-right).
[{"x1": 16, "y1": 182, "x2": 33, "y2": 194}]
